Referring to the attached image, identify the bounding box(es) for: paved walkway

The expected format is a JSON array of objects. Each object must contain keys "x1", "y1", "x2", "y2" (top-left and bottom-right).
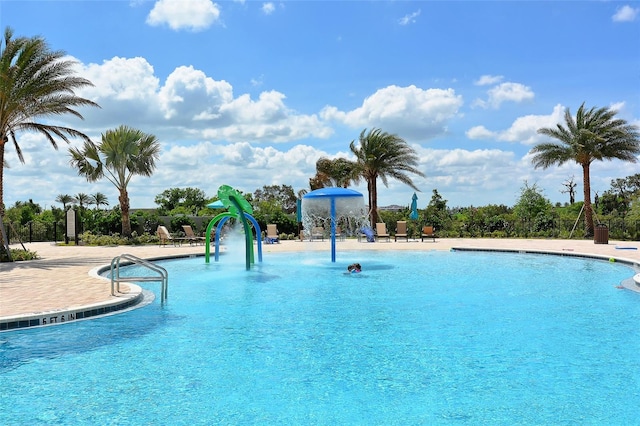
[{"x1": 1, "y1": 238, "x2": 639, "y2": 326}]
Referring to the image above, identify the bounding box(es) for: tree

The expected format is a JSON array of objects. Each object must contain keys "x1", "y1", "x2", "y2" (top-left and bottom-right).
[
  {"x1": 55, "y1": 194, "x2": 74, "y2": 211},
  {"x1": 90, "y1": 192, "x2": 109, "y2": 210},
  {"x1": 560, "y1": 176, "x2": 577, "y2": 205},
  {"x1": 424, "y1": 189, "x2": 449, "y2": 231},
  {"x1": 513, "y1": 181, "x2": 553, "y2": 226},
  {"x1": 349, "y1": 128, "x2": 425, "y2": 226},
  {"x1": 154, "y1": 187, "x2": 207, "y2": 214},
  {"x1": 74, "y1": 193, "x2": 90, "y2": 210},
  {"x1": 312, "y1": 157, "x2": 360, "y2": 189},
  {"x1": 69, "y1": 125, "x2": 160, "y2": 237},
  {"x1": 0, "y1": 27, "x2": 99, "y2": 258},
  {"x1": 531, "y1": 103, "x2": 640, "y2": 236},
  {"x1": 252, "y1": 184, "x2": 297, "y2": 214}
]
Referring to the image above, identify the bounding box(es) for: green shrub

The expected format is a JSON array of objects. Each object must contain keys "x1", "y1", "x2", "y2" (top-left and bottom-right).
[
  {"x1": 79, "y1": 231, "x2": 159, "y2": 246},
  {"x1": 1, "y1": 248, "x2": 39, "y2": 261}
]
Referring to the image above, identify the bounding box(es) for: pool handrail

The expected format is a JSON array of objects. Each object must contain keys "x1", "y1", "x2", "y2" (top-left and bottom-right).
[{"x1": 110, "y1": 254, "x2": 168, "y2": 303}]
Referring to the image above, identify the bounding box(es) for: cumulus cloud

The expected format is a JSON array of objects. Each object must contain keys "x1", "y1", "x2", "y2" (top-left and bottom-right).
[
  {"x1": 474, "y1": 75, "x2": 504, "y2": 86},
  {"x1": 612, "y1": 5, "x2": 639, "y2": 22},
  {"x1": 398, "y1": 9, "x2": 421, "y2": 25},
  {"x1": 473, "y1": 82, "x2": 535, "y2": 109},
  {"x1": 321, "y1": 85, "x2": 463, "y2": 140},
  {"x1": 74, "y1": 56, "x2": 332, "y2": 143},
  {"x1": 147, "y1": 0, "x2": 221, "y2": 31},
  {"x1": 466, "y1": 104, "x2": 565, "y2": 145}
]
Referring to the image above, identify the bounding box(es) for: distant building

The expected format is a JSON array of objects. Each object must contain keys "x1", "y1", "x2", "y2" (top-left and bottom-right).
[{"x1": 379, "y1": 204, "x2": 404, "y2": 212}]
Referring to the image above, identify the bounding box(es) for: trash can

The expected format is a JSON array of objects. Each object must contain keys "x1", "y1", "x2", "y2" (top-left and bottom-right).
[{"x1": 594, "y1": 223, "x2": 609, "y2": 244}]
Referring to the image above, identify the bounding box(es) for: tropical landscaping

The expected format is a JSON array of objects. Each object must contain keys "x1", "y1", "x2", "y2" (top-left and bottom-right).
[{"x1": 1, "y1": 27, "x2": 640, "y2": 261}]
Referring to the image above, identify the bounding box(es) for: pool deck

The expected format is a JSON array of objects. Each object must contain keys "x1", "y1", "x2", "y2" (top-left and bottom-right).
[{"x1": 1, "y1": 238, "x2": 640, "y2": 329}]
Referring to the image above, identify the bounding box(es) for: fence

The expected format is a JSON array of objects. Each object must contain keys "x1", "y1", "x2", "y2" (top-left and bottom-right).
[{"x1": 4, "y1": 221, "x2": 65, "y2": 244}]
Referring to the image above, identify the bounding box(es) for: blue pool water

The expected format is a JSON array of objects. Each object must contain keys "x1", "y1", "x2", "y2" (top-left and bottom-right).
[{"x1": 1, "y1": 250, "x2": 640, "y2": 425}]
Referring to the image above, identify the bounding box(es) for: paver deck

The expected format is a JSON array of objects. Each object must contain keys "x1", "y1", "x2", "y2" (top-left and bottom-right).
[{"x1": 1, "y1": 238, "x2": 639, "y2": 326}]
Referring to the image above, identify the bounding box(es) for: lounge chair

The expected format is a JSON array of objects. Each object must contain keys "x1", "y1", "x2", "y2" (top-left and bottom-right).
[
  {"x1": 157, "y1": 225, "x2": 186, "y2": 246},
  {"x1": 182, "y1": 225, "x2": 206, "y2": 245},
  {"x1": 395, "y1": 221, "x2": 408, "y2": 242},
  {"x1": 311, "y1": 226, "x2": 325, "y2": 241},
  {"x1": 335, "y1": 226, "x2": 346, "y2": 241},
  {"x1": 266, "y1": 224, "x2": 280, "y2": 244},
  {"x1": 421, "y1": 225, "x2": 436, "y2": 242},
  {"x1": 375, "y1": 222, "x2": 390, "y2": 242}
]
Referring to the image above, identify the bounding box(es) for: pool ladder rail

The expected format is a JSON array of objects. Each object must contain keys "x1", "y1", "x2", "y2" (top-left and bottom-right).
[{"x1": 110, "y1": 254, "x2": 168, "y2": 303}]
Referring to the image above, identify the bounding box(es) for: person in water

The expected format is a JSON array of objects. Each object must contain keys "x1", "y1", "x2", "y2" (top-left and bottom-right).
[{"x1": 347, "y1": 263, "x2": 362, "y2": 273}]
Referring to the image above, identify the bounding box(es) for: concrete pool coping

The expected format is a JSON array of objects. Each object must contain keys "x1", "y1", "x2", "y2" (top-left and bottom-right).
[{"x1": 1, "y1": 238, "x2": 640, "y2": 331}]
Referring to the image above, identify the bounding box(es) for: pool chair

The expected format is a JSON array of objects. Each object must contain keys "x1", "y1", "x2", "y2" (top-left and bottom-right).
[
  {"x1": 266, "y1": 224, "x2": 280, "y2": 244},
  {"x1": 395, "y1": 221, "x2": 408, "y2": 242},
  {"x1": 375, "y1": 222, "x2": 390, "y2": 242},
  {"x1": 311, "y1": 226, "x2": 325, "y2": 241},
  {"x1": 182, "y1": 225, "x2": 206, "y2": 245},
  {"x1": 421, "y1": 225, "x2": 436, "y2": 242},
  {"x1": 335, "y1": 226, "x2": 346, "y2": 241},
  {"x1": 157, "y1": 225, "x2": 186, "y2": 246}
]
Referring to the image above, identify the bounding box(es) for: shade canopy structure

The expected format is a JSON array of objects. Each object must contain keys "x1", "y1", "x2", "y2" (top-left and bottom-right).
[
  {"x1": 301, "y1": 187, "x2": 368, "y2": 262},
  {"x1": 207, "y1": 200, "x2": 225, "y2": 209}
]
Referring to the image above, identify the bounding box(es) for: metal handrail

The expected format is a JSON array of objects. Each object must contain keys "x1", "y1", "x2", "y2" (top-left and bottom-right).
[{"x1": 110, "y1": 254, "x2": 168, "y2": 303}]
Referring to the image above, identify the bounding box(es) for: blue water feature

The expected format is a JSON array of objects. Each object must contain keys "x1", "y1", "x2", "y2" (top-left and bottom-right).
[{"x1": 1, "y1": 250, "x2": 640, "y2": 424}]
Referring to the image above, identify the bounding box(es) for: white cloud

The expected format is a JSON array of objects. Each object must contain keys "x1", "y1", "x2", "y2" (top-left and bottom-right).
[
  {"x1": 398, "y1": 9, "x2": 421, "y2": 26},
  {"x1": 466, "y1": 104, "x2": 565, "y2": 145},
  {"x1": 74, "y1": 57, "x2": 332, "y2": 143},
  {"x1": 321, "y1": 85, "x2": 463, "y2": 140},
  {"x1": 612, "y1": 5, "x2": 639, "y2": 22},
  {"x1": 262, "y1": 2, "x2": 275, "y2": 15},
  {"x1": 147, "y1": 0, "x2": 221, "y2": 31},
  {"x1": 474, "y1": 82, "x2": 535, "y2": 109},
  {"x1": 158, "y1": 65, "x2": 234, "y2": 120},
  {"x1": 474, "y1": 75, "x2": 504, "y2": 86}
]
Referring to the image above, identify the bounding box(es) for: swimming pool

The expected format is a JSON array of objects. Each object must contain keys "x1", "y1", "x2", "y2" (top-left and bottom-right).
[{"x1": 1, "y1": 250, "x2": 640, "y2": 424}]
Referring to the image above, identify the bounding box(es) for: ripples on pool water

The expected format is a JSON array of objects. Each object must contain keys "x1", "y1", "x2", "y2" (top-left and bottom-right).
[{"x1": 1, "y1": 250, "x2": 640, "y2": 425}]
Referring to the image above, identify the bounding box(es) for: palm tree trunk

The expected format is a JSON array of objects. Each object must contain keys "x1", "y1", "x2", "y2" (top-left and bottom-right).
[
  {"x1": 369, "y1": 177, "x2": 379, "y2": 226},
  {"x1": 119, "y1": 188, "x2": 132, "y2": 237},
  {"x1": 0, "y1": 136, "x2": 11, "y2": 260},
  {"x1": 582, "y1": 163, "x2": 594, "y2": 237}
]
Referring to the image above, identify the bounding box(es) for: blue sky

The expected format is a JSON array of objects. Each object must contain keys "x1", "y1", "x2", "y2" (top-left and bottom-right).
[{"x1": 1, "y1": 0, "x2": 639, "y2": 211}]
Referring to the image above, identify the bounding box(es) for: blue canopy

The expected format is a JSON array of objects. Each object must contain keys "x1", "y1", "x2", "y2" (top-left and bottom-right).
[{"x1": 303, "y1": 187, "x2": 363, "y2": 199}]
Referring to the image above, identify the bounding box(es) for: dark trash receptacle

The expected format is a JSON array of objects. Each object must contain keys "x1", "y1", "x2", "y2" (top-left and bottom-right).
[{"x1": 594, "y1": 224, "x2": 609, "y2": 244}]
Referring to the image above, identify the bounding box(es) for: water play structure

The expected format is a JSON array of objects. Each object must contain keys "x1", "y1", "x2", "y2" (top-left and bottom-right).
[
  {"x1": 204, "y1": 185, "x2": 262, "y2": 270},
  {"x1": 301, "y1": 187, "x2": 369, "y2": 262}
]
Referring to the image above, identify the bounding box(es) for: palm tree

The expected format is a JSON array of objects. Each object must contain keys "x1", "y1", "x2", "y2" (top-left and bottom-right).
[
  {"x1": 349, "y1": 128, "x2": 425, "y2": 226},
  {"x1": 313, "y1": 157, "x2": 361, "y2": 188},
  {"x1": 0, "y1": 27, "x2": 99, "y2": 258},
  {"x1": 55, "y1": 194, "x2": 75, "y2": 211},
  {"x1": 74, "y1": 193, "x2": 91, "y2": 210},
  {"x1": 90, "y1": 192, "x2": 109, "y2": 210},
  {"x1": 531, "y1": 103, "x2": 640, "y2": 236},
  {"x1": 69, "y1": 125, "x2": 160, "y2": 237}
]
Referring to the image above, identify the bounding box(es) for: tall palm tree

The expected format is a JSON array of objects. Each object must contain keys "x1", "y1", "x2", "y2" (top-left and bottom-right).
[
  {"x1": 90, "y1": 192, "x2": 109, "y2": 210},
  {"x1": 0, "y1": 27, "x2": 98, "y2": 258},
  {"x1": 69, "y1": 125, "x2": 160, "y2": 237},
  {"x1": 531, "y1": 103, "x2": 640, "y2": 236},
  {"x1": 55, "y1": 194, "x2": 75, "y2": 211},
  {"x1": 74, "y1": 193, "x2": 91, "y2": 211},
  {"x1": 349, "y1": 128, "x2": 425, "y2": 226},
  {"x1": 313, "y1": 157, "x2": 361, "y2": 188},
  {"x1": 73, "y1": 192, "x2": 90, "y2": 234}
]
